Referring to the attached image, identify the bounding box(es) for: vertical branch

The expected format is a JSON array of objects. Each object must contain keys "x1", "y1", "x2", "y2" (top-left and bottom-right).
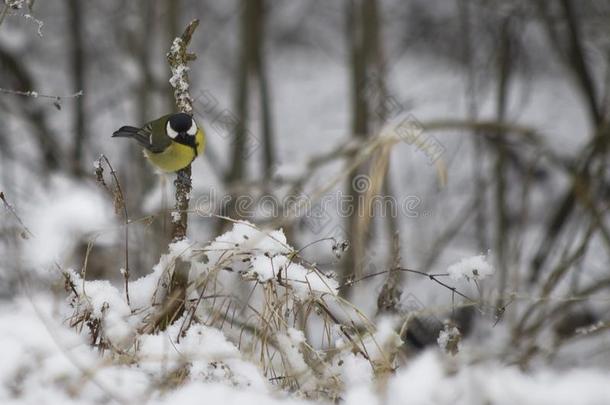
[
  {"x1": 357, "y1": 0, "x2": 387, "y2": 267},
  {"x1": 252, "y1": 0, "x2": 276, "y2": 181},
  {"x1": 148, "y1": 18, "x2": 201, "y2": 333},
  {"x1": 348, "y1": 0, "x2": 368, "y2": 140},
  {"x1": 494, "y1": 16, "x2": 513, "y2": 308},
  {"x1": 137, "y1": 0, "x2": 154, "y2": 127},
  {"x1": 226, "y1": 0, "x2": 254, "y2": 185},
  {"x1": 343, "y1": 0, "x2": 368, "y2": 292},
  {"x1": 68, "y1": 0, "x2": 87, "y2": 177},
  {"x1": 344, "y1": 0, "x2": 381, "y2": 291},
  {"x1": 459, "y1": 0, "x2": 488, "y2": 252},
  {"x1": 167, "y1": 19, "x2": 199, "y2": 241},
  {"x1": 219, "y1": 0, "x2": 256, "y2": 233}
]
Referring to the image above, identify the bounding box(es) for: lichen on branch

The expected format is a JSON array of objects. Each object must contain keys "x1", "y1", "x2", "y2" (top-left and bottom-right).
[
  {"x1": 166, "y1": 18, "x2": 199, "y2": 241},
  {"x1": 166, "y1": 19, "x2": 199, "y2": 115}
]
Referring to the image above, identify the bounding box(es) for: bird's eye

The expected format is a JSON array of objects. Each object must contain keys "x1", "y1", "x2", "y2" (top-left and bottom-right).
[
  {"x1": 166, "y1": 121, "x2": 178, "y2": 139},
  {"x1": 187, "y1": 120, "x2": 197, "y2": 136}
]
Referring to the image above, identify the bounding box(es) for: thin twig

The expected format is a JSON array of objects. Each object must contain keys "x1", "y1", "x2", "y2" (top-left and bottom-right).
[
  {"x1": 0, "y1": 88, "x2": 82, "y2": 109},
  {"x1": 339, "y1": 267, "x2": 474, "y2": 302},
  {"x1": 96, "y1": 155, "x2": 131, "y2": 306},
  {"x1": 0, "y1": 191, "x2": 34, "y2": 238}
]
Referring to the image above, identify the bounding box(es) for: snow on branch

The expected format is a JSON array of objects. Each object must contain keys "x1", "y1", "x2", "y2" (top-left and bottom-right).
[
  {"x1": 167, "y1": 19, "x2": 199, "y2": 114},
  {"x1": 166, "y1": 18, "x2": 199, "y2": 241}
]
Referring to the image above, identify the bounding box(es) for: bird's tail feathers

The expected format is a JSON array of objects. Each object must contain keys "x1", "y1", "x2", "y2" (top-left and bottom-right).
[{"x1": 112, "y1": 126, "x2": 140, "y2": 138}]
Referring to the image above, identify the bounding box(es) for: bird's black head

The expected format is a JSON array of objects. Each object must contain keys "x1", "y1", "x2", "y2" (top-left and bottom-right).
[
  {"x1": 166, "y1": 113, "x2": 198, "y2": 147},
  {"x1": 168, "y1": 113, "x2": 192, "y2": 133}
]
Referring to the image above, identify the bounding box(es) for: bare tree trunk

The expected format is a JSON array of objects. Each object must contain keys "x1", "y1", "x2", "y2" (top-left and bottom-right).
[
  {"x1": 221, "y1": 0, "x2": 275, "y2": 232},
  {"x1": 343, "y1": 0, "x2": 381, "y2": 294},
  {"x1": 218, "y1": 0, "x2": 254, "y2": 234},
  {"x1": 133, "y1": 1, "x2": 158, "y2": 200},
  {"x1": 252, "y1": 0, "x2": 275, "y2": 181},
  {"x1": 226, "y1": 0, "x2": 274, "y2": 182},
  {"x1": 343, "y1": 0, "x2": 367, "y2": 290},
  {"x1": 138, "y1": 0, "x2": 154, "y2": 126},
  {"x1": 132, "y1": 0, "x2": 163, "y2": 273},
  {"x1": 362, "y1": 0, "x2": 391, "y2": 260},
  {"x1": 68, "y1": 0, "x2": 87, "y2": 177},
  {"x1": 0, "y1": 46, "x2": 61, "y2": 173},
  {"x1": 458, "y1": 0, "x2": 488, "y2": 252},
  {"x1": 226, "y1": 0, "x2": 256, "y2": 185},
  {"x1": 349, "y1": 0, "x2": 369, "y2": 140},
  {"x1": 494, "y1": 16, "x2": 513, "y2": 308}
]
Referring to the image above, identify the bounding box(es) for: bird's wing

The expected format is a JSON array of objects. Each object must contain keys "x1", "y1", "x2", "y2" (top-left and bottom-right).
[
  {"x1": 112, "y1": 120, "x2": 171, "y2": 153},
  {"x1": 148, "y1": 115, "x2": 174, "y2": 153}
]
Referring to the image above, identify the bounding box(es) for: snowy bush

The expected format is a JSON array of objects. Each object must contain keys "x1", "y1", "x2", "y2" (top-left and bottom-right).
[{"x1": 59, "y1": 221, "x2": 402, "y2": 401}]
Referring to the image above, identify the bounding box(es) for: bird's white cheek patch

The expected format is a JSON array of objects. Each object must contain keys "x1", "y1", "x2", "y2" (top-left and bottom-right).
[
  {"x1": 187, "y1": 122, "x2": 197, "y2": 136},
  {"x1": 166, "y1": 123, "x2": 178, "y2": 139}
]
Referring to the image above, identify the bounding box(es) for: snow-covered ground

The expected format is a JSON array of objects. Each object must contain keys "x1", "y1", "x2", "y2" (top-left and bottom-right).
[
  {"x1": 2, "y1": 293, "x2": 610, "y2": 405},
  {"x1": 3, "y1": 216, "x2": 610, "y2": 404}
]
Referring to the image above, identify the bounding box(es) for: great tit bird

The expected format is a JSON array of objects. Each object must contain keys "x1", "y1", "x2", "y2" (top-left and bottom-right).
[{"x1": 112, "y1": 113, "x2": 205, "y2": 172}]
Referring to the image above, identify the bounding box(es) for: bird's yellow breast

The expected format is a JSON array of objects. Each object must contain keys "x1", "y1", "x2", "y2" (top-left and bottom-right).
[{"x1": 145, "y1": 129, "x2": 205, "y2": 172}]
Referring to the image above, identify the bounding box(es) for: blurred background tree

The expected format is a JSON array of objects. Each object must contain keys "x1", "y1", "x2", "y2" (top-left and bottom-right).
[{"x1": 0, "y1": 0, "x2": 609, "y2": 365}]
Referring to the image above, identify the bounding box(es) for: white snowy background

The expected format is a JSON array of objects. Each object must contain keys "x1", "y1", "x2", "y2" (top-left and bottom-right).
[{"x1": 1, "y1": 1, "x2": 610, "y2": 404}]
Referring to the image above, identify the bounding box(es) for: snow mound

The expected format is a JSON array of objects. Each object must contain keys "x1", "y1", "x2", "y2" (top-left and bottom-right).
[{"x1": 447, "y1": 253, "x2": 494, "y2": 282}]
